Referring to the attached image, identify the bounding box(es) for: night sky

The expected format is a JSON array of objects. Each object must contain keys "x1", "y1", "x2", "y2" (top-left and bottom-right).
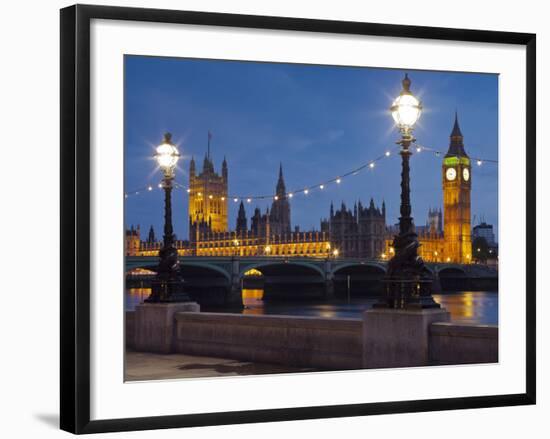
[{"x1": 124, "y1": 55, "x2": 498, "y2": 242}]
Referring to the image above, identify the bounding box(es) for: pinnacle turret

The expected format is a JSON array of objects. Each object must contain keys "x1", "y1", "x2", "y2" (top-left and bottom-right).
[
  {"x1": 446, "y1": 112, "x2": 469, "y2": 158},
  {"x1": 276, "y1": 163, "x2": 287, "y2": 197},
  {"x1": 222, "y1": 155, "x2": 228, "y2": 181}
]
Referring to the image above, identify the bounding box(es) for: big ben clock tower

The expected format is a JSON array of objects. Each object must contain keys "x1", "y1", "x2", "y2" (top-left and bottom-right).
[{"x1": 442, "y1": 113, "x2": 472, "y2": 264}]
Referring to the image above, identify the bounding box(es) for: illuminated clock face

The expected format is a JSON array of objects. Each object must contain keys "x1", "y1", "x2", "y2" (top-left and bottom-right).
[
  {"x1": 463, "y1": 168, "x2": 470, "y2": 181},
  {"x1": 446, "y1": 167, "x2": 457, "y2": 181}
]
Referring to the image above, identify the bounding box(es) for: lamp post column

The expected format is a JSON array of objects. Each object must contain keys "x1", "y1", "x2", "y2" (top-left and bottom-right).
[
  {"x1": 398, "y1": 133, "x2": 414, "y2": 236},
  {"x1": 162, "y1": 175, "x2": 174, "y2": 251},
  {"x1": 145, "y1": 133, "x2": 191, "y2": 303},
  {"x1": 135, "y1": 133, "x2": 199, "y2": 354},
  {"x1": 374, "y1": 75, "x2": 440, "y2": 309}
]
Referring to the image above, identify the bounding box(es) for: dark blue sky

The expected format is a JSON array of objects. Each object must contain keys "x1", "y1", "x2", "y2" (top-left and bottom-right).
[{"x1": 125, "y1": 56, "x2": 498, "y2": 241}]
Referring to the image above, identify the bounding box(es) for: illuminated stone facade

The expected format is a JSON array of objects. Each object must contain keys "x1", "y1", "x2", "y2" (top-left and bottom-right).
[
  {"x1": 133, "y1": 232, "x2": 331, "y2": 258},
  {"x1": 188, "y1": 165, "x2": 330, "y2": 257},
  {"x1": 125, "y1": 225, "x2": 141, "y2": 256},
  {"x1": 130, "y1": 164, "x2": 331, "y2": 258},
  {"x1": 188, "y1": 153, "x2": 228, "y2": 236},
  {"x1": 321, "y1": 199, "x2": 386, "y2": 259},
  {"x1": 441, "y1": 114, "x2": 472, "y2": 264},
  {"x1": 416, "y1": 208, "x2": 445, "y2": 262},
  {"x1": 134, "y1": 239, "x2": 192, "y2": 257},
  {"x1": 416, "y1": 229, "x2": 446, "y2": 263},
  {"x1": 192, "y1": 230, "x2": 330, "y2": 257}
]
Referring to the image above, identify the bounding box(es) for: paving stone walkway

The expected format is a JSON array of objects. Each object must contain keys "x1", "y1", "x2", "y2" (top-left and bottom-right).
[{"x1": 125, "y1": 350, "x2": 315, "y2": 381}]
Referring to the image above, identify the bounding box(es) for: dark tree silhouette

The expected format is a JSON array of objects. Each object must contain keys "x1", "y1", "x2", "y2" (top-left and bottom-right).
[{"x1": 472, "y1": 237, "x2": 490, "y2": 263}]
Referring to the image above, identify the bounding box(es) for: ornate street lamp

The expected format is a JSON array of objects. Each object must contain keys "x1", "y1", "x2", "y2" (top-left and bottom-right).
[
  {"x1": 376, "y1": 74, "x2": 440, "y2": 309},
  {"x1": 145, "y1": 133, "x2": 191, "y2": 303}
]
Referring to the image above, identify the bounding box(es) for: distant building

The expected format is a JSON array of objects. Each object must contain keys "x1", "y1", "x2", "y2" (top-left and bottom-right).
[
  {"x1": 147, "y1": 225, "x2": 156, "y2": 244},
  {"x1": 126, "y1": 160, "x2": 384, "y2": 258},
  {"x1": 236, "y1": 201, "x2": 248, "y2": 235},
  {"x1": 472, "y1": 222, "x2": 496, "y2": 246},
  {"x1": 416, "y1": 208, "x2": 443, "y2": 236},
  {"x1": 188, "y1": 149, "x2": 228, "y2": 238},
  {"x1": 415, "y1": 208, "x2": 445, "y2": 262},
  {"x1": 321, "y1": 199, "x2": 386, "y2": 259},
  {"x1": 188, "y1": 164, "x2": 330, "y2": 257},
  {"x1": 441, "y1": 113, "x2": 472, "y2": 263},
  {"x1": 269, "y1": 164, "x2": 292, "y2": 236},
  {"x1": 234, "y1": 165, "x2": 292, "y2": 241},
  {"x1": 125, "y1": 225, "x2": 141, "y2": 256}
]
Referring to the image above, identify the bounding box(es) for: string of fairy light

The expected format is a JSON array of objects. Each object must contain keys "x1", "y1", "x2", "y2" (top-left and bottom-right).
[{"x1": 124, "y1": 143, "x2": 498, "y2": 202}]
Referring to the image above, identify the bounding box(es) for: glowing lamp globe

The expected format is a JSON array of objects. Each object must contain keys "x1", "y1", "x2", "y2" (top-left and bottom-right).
[
  {"x1": 390, "y1": 74, "x2": 422, "y2": 131},
  {"x1": 155, "y1": 133, "x2": 180, "y2": 172}
]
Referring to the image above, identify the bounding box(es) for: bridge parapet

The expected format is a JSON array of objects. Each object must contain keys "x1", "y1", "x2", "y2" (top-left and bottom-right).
[
  {"x1": 427, "y1": 262, "x2": 498, "y2": 278},
  {"x1": 126, "y1": 256, "x2": 493, "y2": 278}
]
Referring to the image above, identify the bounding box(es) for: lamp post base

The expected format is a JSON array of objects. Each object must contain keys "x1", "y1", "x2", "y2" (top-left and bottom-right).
[
  {"x1": 374, "y1": 278, "x2": 441, "y2": 310},
  {"x1": 145, "y1": 277, "x2": 193, "y2": 303},
  {"x1": 134, "y1": 301, "x2": 200, "y2": 353},
  {"x1": 363, "y1": 307, "x2": 450, "y2": 368}
]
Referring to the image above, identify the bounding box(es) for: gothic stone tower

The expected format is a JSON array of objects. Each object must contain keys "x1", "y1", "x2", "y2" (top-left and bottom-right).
[
  {"x1": 236, "y1": 201, "x2": 247, "y2": 235},
  {"x1": 188, "y1": 143, "x2": 228, "y2": 238},
  {"x1": 269, "y1": 164, "x2": 291, "y2": 236},
  {"x1": 442, "y1": 113, "x2": 472, "y2": 264}
]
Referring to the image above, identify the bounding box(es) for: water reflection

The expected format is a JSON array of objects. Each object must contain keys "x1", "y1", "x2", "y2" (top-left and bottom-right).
[
  {"x1": 243, "y1": 299, "x2": 375, "y2": 319},
  {"x1": 242, "y1": 288, "x2": 264, "y2": 302},
  {"x1": 432, "y1": 291, "x2": 497, "y2": 324},
  {"x1": 126, "y1": 287, "x2": 151, "y2": 311},
  {"x1": 240, "y1": 289, "x2": 497, "y2": 324},
  {"x1": 125, "y1": 287, "x2": 498, "y2": 325},
  {"x1": 242, "y1": 289, "x2": 265, "y2": 315}
]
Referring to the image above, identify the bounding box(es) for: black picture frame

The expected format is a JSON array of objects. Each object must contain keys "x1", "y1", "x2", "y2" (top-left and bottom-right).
[{"x1": 60, "y1": 4, "x2": 536, "y2": 434}]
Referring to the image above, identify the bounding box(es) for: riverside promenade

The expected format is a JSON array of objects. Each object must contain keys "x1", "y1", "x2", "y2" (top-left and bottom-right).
[
  {"x1": 126, "y1": 350, "x2": 314, "y2": 381},
  {"x1": 126, "y1": 305, "x2": 498, "y2": 379}
]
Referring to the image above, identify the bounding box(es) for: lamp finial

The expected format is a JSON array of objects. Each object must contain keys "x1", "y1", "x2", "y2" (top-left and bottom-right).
[{"x1": 402, "y1": 73, "x2": 411, "y2": 93}]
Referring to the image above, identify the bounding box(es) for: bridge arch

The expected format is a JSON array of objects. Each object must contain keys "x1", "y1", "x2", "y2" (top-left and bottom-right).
[
  {"x1": 437, "y1": 265, "x2": 467, "y2": 276},
  {"x1": 178, "y1": 262, "x2": 232, "y2": 307},
  {"x1": 125, "y1": 260, "x2": 232, "y2": 281},
  {"x1": 331, "y1": 262, "x2": 386, "y2": 297},
  {"x1": 238, "y1": 261, "x2": 326, "y2": 302},
  {"x1": 179, "y1": 262, "x2": 232, "y2": 281},
  {"x1": 125, "y1": 259, "x2": 233, "y2": 307},
  {"x1": 238, "y1": 260, "x2": 325, "y2": 279},
  {"x1": 125, "y1": 265, "x2": 157, "y2": 275},
  {"x1": 437, "y1": 265, "x2": 469, "y2": 291},
  {"x1": 125, "y1": 265, "x2": 158, "y2": 291},
  {"x1": 126, "y1": 257, "x2": 159, "y2": 271},
  {"x1": 330, "y1": 261, "x2": 387, "y2": 276}
]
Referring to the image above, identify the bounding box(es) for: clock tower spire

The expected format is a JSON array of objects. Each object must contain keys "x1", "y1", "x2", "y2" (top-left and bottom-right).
[
  {"x1": 442, "y1": 112, "x2": 472, "y2": 264},
  {"x1": 447, "y1": 111, "x2": 468, "y2": 158}
]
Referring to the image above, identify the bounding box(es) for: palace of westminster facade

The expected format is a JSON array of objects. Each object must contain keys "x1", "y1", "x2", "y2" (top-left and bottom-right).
[{"x1": 126, "y1": 115, "x2": 473, "y2": 264}]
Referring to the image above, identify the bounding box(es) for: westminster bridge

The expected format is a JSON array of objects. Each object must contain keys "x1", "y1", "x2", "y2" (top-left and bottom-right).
[{"x1": 126, "y1": 256, "x2": 498, "y2": 307}]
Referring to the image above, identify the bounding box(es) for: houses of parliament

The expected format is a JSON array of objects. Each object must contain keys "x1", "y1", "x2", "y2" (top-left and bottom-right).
[{"x1": 127, "y1": 115, "x2": 473, "y2": 264}]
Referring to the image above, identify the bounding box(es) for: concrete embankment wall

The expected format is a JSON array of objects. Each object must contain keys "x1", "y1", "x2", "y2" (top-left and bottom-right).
[
  {"x1": 429, "y1": 322, "x2": 498, "y2": 365},
  {"x1": 174, "y1": 313, "x2": 363, "y2": 370},
  {"x1": 127, "y1": 309, "x2": 498, "y2": 368},
  {"x1": 126, "y1": 311, "x2": 135, "y2": 349}
]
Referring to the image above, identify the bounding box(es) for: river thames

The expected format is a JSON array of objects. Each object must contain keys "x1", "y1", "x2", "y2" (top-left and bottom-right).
[{"x1": 126, "y1": 288, "x2": 498, "y2": 325}]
